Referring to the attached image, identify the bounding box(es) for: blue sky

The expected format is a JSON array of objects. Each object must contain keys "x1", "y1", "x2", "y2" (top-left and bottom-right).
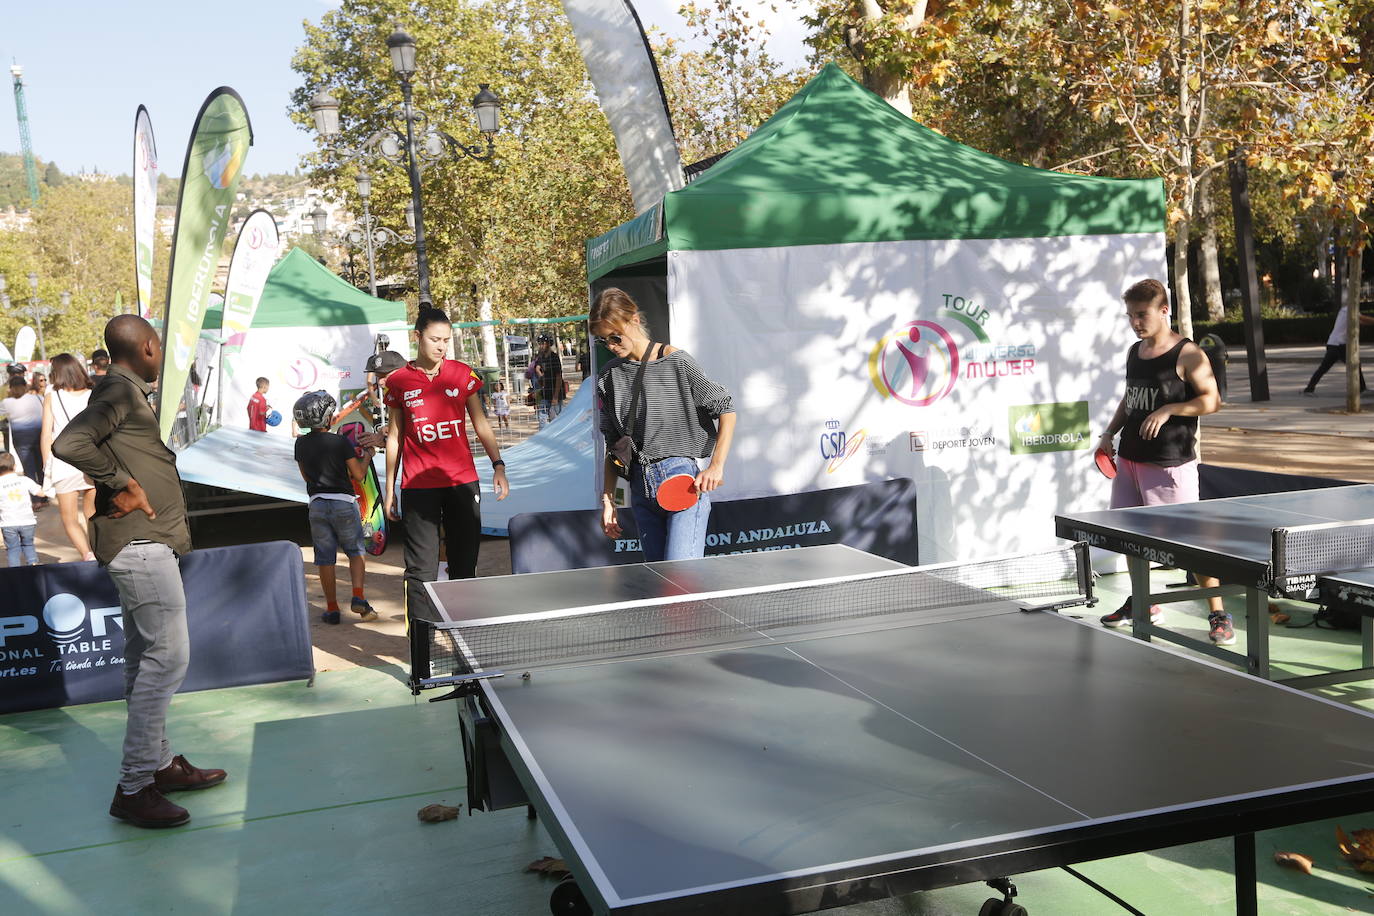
[{"x1": 2, "y1": 0, "x2": 810, "y2": 179}]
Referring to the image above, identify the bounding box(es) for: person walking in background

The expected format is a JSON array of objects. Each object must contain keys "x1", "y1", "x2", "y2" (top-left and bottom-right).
[
  {"x1": 89, "y1": 349, "x2": 110, "y2": 377},
  {"x1": 383, "y1": 307, "x2": 508, "y2": 622},
  {"x1": 293, "y1": 390, "x2": 378, "y2": 625},
  {"x1": 591, "y1": 287, "x2": 736, "y2": 562},
  {"x1": 1096, "y1": 279, "x2": 1230, "y2": 643},
  {"x1": 0, "y1": 452, "x2": 42, "y2": 566},
  {"x1": 247, "y1": 377, "x2": 271, "y2": 432},
  {"x1": 1303, "y1": 304, "x2": 1374, "y2": 396},
  {"x1": 41, "y1": 353, "x2": 97, "y2": 561},
  {"x1": 0, "y1": 375, "x2": 44, "y2": 495},
  {"x1": 53, "y1": 315, "x2": 227, "y2": 830},
  {"x1": 30, "y1": 371, "x2": 47, "y2": 399},
  {"x1": 534, "y1": 333, "x2": 564, "y2": 427}
]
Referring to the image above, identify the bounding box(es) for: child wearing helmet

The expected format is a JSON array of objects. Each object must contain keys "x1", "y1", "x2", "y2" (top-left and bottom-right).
[{"x1": 292, "y1": 390, "x2": 378, "y2": 625}]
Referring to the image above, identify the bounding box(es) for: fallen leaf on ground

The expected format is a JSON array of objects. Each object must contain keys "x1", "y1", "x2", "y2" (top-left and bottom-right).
[
  {"x1": 417, "y1": 803, "x2": 462, "y2": 823},
  {"x1": 1273, "y1": 851, "x2": 1314, "y2": 874},
  {"x1": 527, "y1": 856, "x2": 572, "y2": 879},
  {"x1": 1336, "y1": 825, "x2": 1374, "y2": 872}
]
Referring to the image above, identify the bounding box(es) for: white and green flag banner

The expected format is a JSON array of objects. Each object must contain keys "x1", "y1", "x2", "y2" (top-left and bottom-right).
[
  {"x1": 133, "y1": 106, "x2": 159, "y2": 320},
  {"x1": 220, "y1": 209, "x2": 281, "y2": 366},
  {"x1": 157, "y1": 87, "x2": 252, "y2": 444}
]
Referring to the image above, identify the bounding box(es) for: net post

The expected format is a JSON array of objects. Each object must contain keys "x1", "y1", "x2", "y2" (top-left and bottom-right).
[
  {"x1": 1270, "y1": 527, "x2": 1288, "y2": 596},
  {"x1": 1073, "y1": 541, "x2": 1094, "y2": 604},
  {"x1": 409, "y1": 615, "x2": 434, "y2": 695}
]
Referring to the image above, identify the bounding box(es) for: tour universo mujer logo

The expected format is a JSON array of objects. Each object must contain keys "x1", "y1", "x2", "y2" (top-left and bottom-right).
[{"x1": 867, "y1": 320, "x2": 961, "y2": 407}]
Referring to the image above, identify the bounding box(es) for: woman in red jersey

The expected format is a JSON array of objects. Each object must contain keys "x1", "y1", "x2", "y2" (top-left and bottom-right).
[{"x1": 384, "y1": 307, "x2": 509, "y2": 619}]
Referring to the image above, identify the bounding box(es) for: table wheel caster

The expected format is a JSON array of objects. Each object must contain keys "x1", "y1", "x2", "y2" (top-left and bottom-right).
[
  {"x1": 979, "y1": 877, "x2": 1027, "y2": 915},
  {"x1": 549, "y1": 876, "x2": 591, "y2": 915},
  {"x1": 979, "y1": 902, "x2": 1027, "y2": 916}
]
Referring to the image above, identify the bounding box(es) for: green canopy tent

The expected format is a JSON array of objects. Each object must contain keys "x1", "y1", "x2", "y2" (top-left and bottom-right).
[
  {"x1": 587, "y1": 63, "x2": 1167, "y2": 563},
  {"x1": 207, "y1": 247, "x2": 410, "y2": 433}
]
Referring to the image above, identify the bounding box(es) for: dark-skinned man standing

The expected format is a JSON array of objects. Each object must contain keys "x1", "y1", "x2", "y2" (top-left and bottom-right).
[{"x1": 53, "y1": 315, "x2": 226, "y2": 828}]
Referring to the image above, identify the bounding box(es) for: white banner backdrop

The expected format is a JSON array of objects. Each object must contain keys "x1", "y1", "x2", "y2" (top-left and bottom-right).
[
  {"x1": 669, "y1": 234, "x2": 1165, "y2": 563},
  {"x1": 222, "y1": 320, "x2": 409, "y2": 441},
  {"x1": 133, "y1": 106, "x2": 159, "y2": 320}
]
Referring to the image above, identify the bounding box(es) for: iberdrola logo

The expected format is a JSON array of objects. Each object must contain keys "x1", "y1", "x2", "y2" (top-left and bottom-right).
[{"x1": 203, "y1": 139, "x2": 244, "y2": 190}]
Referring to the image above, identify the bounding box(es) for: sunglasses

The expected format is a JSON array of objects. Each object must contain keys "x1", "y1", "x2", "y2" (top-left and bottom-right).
[{"x1": 594, "y1": 333, "x2": 625, "y2": 347}]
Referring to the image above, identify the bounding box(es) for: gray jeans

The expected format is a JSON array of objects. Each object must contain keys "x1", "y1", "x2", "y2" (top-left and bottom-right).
[{"x1": 107, "y1": 541, "x2": 189, "y2": 792}]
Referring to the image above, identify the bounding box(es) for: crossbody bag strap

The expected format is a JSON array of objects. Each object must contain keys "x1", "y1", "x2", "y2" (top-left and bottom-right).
[{"x1": 623, "y1": 343, "x2": 662, "y2": 448}]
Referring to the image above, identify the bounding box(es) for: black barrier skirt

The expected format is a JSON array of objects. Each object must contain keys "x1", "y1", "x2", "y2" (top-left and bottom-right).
[
  {"x1": 509, "y1": 479, "x2": 918, "y2": 575},
  {"x1": 0, "y1": 540, "x2": 312, "y2": 715}
]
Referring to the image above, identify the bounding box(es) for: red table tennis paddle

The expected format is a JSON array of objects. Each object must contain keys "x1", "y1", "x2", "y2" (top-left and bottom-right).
[
  {"x1": 1094, "y1": 446, "x2": 1118, "y2": 480},
  {"x1": 656, "y1": 473, "x2": 700, "y2": 511}
]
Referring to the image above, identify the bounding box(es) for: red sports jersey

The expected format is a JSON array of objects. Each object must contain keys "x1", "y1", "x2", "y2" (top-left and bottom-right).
[
  {"x1": 384, "y1": 360, "x2": 484, "y2": 487},
  {"x1": 247, "y1": 391, "x2": 269, "y2": 431}
]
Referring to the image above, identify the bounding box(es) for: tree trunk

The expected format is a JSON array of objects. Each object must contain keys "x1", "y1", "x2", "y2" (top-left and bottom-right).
[
  {"x1": 1173, "y1": 219, "x2": 1195, "y2": 339},
  {"x1": 480, "y1": 295, "x2": 499, "y2": 368},
  {"x1": 1347, "y1": 241, "x2": 1363, "y2": 414},
  {"x1": 846, "y1": 0, "x2": 924, "y2": 116},
  {"x1": 1198, "y1": 171, "x2": 1225, "y2": 321}
]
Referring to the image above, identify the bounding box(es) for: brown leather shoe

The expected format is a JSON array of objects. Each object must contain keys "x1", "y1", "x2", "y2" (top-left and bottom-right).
[
  {"x1": 154, "y1": 754, "x2": 228, "y2": 792},
  {"x1": 110, "y1": 784, "x2": 190, "y2": 828}
]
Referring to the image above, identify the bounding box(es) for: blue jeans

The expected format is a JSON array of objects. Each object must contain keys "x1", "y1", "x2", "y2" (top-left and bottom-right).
[
  {"x1": 630, "y1": 457, "x2": 712, "y2": 562},
  {"x1": 2, "y1": 524, "x2": 37, "y2": 565},
  {"x1": 106, "y1": 541, "x2": 189, "y2": 792},
  {"x1": 536, "y1": 397, "x2": 562, "y2": 428},
  {"x1": 308, "y1": 497, "x2": 365, "y2": 566}
]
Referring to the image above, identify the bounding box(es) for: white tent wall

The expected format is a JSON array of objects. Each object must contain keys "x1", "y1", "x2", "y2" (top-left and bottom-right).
[
  {"x1": 222, "y1": 321, "x2": 410, "y2": 440},
  {"x1": 669, "y1": 232, "x2": 1165, "y2": 564}
]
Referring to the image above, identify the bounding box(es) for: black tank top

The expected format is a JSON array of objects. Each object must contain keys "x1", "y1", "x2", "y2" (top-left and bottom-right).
[{"x1": 1118, "y1": 339, "x2": 1198, "y2": 467}]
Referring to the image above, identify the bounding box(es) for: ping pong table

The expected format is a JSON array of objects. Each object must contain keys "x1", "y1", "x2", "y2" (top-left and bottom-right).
[
  {"x1": 1056, "y1": 483, "x2": 1374, "y2": 688},
  {"x1": 409, "y1": 544, "x2": 1374, "y2": 916}
]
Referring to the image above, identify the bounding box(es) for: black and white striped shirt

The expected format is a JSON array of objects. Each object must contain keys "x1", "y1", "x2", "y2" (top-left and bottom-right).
[{"x1": 597, "y1": 349, "x2": 734, "y2": 464}]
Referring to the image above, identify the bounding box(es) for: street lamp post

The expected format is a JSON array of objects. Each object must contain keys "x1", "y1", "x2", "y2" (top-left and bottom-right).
[
  {"x1": 312, "y1": 179, "x2": 416, "y2": 297},
  {"x1": 309, "y1": 28, "x2": 500, "y2": 307},
  {"x1": 0, "y1": 272, "x2": 67, "y2": 363}
]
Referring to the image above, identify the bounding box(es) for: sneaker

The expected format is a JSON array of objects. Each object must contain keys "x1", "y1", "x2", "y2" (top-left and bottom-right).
[
  {"x1": 1100, "y1": 600, "x2": 1164, "y2": 628},
  {"x1": 320, "y1": 610, "x2": 341, "y2": 625},
  {"x1": 1301, "y1": 389, "x2": 1317, "y2": 397},
  {"x1": 351, "y1": 597, "x2": 379, "y2": 621},
  {"x1": 1208, "y1": 612, "x2": 1236, "y2": 646}
]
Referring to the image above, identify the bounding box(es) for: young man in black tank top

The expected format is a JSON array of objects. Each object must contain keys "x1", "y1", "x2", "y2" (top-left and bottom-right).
[{"x1": 1097, "y1": 279, "x2": 1231, "y2": 644}]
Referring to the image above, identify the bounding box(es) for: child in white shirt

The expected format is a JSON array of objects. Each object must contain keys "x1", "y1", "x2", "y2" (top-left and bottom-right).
[{"x1": 0, "y1": 452, "x2": 43, "y2": 565}]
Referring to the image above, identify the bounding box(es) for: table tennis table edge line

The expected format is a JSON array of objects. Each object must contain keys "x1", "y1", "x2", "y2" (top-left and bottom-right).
[
  {"x1": 602, "y1": 767, "x2": 1374, "y2": 911},
  {"x1": 1052, "y1": 611, "x2": 1374, "y2": 722},
  {"x1": 434, "y1": 545, "x2": 1084, "y2": 630},
  {"x1": 477, "y1": 680, "x2": 629, "y2": 908}
]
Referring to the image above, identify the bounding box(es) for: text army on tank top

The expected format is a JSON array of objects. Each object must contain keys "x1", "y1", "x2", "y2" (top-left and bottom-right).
[{"x1": 1117, "y1": 338, "x2": 1198, "y2": 467}]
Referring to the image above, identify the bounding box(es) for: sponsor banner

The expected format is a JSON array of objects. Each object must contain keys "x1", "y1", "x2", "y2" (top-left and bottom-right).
[
  {"x1": 13, "y1": 326, "x2": 36, "y2": 362},
  {"x1": 158, "y1": 87, "x2": 253, "y2": 444},
  {"x1": 133, "y1": 106, "x2": 159, "y2": 320},
  {"x1": 0, "y1": 541, "x2": 311, "y2": 715},
  {"x1": 508, "y1": 479, "x2": 917, "y2": 573},
  {"x1": 670, "y1": 235, "x2": 1163, "y2": 562},
  {"x1": 220, "y1": 209, "x2": 282, "y2": 381},
  {"x1": 560, "y1": 0, "x2": 683, "y2": 214},
  {"x1": 1007, "y1": 401, "x2": 1091, "y2": 455}
]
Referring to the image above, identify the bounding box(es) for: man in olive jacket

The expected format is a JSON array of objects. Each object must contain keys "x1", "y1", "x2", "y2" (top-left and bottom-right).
[{"x1": 53, "y1": 315, "x2": 227, "y2": 828}]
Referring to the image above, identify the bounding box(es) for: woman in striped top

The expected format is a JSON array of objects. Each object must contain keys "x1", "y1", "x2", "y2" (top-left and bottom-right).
[{"x1": 592, "y1": 288, "x2": 736, "y2": 561}]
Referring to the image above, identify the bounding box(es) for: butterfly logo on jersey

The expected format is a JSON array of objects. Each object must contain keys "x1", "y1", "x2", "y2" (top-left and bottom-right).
[{"x1": 446, "y1": 387, "x2": 461, "y2": 398}]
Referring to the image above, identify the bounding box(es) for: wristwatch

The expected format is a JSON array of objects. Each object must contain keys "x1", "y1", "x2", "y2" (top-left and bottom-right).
[{"x1": 491, "y1": 459, "x2": 506, "y2": 470}]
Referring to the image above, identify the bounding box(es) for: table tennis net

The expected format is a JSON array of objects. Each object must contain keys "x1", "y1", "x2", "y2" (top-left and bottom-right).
[
  {"x1": 1273, "y1": 519, "x2": 1374, "y2": 589},
  {"x1": 420, "y1": 546, "x2": 1090, "y2": 677}
]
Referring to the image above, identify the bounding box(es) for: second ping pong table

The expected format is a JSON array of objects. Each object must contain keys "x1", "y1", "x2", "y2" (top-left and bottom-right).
[
  {"x1": 410, "y1": 544, "x2": 1374, "y2": 915},
  {"x1": 1056, "y1": 483, "x2": 1374, "y2": 688}
]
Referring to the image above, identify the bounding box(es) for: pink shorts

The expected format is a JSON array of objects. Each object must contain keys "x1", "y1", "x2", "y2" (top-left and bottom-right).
[{"x1": 1110, "y1": 457, "x2": 1200, "y2": 509}]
